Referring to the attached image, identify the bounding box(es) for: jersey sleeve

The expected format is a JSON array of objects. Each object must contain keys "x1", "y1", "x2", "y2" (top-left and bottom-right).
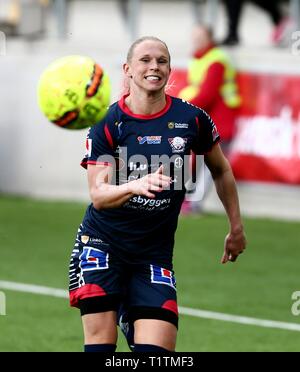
[
  {"x1": 192, "y1": 108, "x2": 220, "y2": 154},
  {"x1": 189, "y1": 62, "x2": 225, "y2": 110},
  {"x1": 80, "y1": 120, "x2": 117, "y2": 169}
]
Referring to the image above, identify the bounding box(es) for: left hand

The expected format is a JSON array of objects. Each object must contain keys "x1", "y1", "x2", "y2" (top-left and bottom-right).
[{"x1": 221, "y1": 228, "x2": 247, "y2": 264}]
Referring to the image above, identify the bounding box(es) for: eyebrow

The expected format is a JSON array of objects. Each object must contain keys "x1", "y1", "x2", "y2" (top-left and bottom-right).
[{"x1": 139, "y1": 54, "x2": 168, "y2": 59}]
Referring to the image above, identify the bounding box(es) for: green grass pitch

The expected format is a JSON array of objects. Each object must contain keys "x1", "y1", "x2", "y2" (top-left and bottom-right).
[{"x1": 0, "y1": 195, "x2": 300, "y2": 351}]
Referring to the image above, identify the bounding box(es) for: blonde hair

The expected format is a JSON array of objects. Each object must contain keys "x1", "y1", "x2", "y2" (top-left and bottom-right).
[{"x1": 126, "y1": 36, "x2": 171, "y2": 64}]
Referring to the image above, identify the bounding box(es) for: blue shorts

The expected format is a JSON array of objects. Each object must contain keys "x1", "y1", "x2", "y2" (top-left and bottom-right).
[{"x1": 69, "y1": 228, "x2": 178, "y2": 327}]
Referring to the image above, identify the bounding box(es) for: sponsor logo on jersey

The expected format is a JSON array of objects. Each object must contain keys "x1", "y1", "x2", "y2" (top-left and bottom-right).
[
  {"x1": 124, "y1": 196, "x2": 171, "y2": 211},
  {"x1": 129, "y1": 162, "x2": 147, "y2": 171},
  {"x1": 80, "y1": 247, "x2": 109, "y2": 271},
  {"x1": 150, "y1": 265, "x2": 176, "y2": 290},
  {"x1": 81, "y1": 235, "x2": 89, "y2": 244},
  {"x1": 168, "y1": 122, "x2": 189, "y2": 129},
  {"x1": 90, "y1": 237, "x2": 107, "y2": 245},
  {"x1": 137, "y1": 136, "x2": 162, "y2": 145},
  {"x1": 168, "y1": 137, "x2": 188, "y2": 153},
  {"x1": 130, "y1": 196, "x2": 171, "y2": 208},
  {"x1": 81, "y1": 236, "x2": 108, "y2": 246}
]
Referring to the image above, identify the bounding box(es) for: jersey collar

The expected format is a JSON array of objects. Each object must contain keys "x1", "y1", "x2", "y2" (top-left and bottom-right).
[{"x1": 118, "y1": 94, "x2": 172, "y2": 120}]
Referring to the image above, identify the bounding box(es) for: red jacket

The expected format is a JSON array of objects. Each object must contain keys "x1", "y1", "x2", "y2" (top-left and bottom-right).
[{"x1": 189, "y1": 45, "x2": 239, "y2": 142}]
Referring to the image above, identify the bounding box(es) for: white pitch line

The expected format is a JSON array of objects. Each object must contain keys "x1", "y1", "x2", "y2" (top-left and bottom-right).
[
  {"x1": 178, "y1": 306, "x2": 300, "y2": 332},
  {"x1": 0, "y1": 280, "x2": 68, "y2": 299},
  {"x1": 1, "y1": 280, "x2": 300, "y2": 332}
]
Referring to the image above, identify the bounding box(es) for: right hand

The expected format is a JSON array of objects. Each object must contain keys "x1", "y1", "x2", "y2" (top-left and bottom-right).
[
  {"x1": 128, "y1": 165, "x2": 171, "y2": 198},
  {"x1": 221, "y1": 227, "x2": 247, "y2": 264}
]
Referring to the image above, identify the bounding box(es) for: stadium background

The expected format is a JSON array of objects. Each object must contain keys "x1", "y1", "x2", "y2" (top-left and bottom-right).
[{"x1": 0, "y1": 0, "x2": 300, "y2": 351}]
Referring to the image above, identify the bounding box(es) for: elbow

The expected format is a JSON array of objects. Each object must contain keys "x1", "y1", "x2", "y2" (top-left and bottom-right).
[
  {"x1": 212, "y1": 166, "x2": 233, "y2": 181},
  {"x1": 92, "y1": 200, "x2": 103, "y2": 211},
  {"x1": 210, "y1": 163, "x2": 231, "y2": 180},
  {"x1": 90, "y1": 190, "x2": 104, "y2": 211}
]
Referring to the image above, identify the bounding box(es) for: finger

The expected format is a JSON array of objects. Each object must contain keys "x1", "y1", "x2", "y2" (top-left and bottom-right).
[
  {"x1": 229, "y1": 254, "x2": 238, "y2": 262},
  {"x1": 149, "y1": 185, "x2": 163, "y2": 192},
  {"x1": 155, "y1": 165, "x2": 164, "y2": 174},
  {"x1": 150, "y1": 176, "x2": 171, "y2": 188},
  {"x1": 143, "y1": 190, "x2": 156, "y2": 198},
  {"x1": 152, "y1": 174, "x2": 171, "y2": 182},
  {"x1": 158, "y1": 180, "x2": 172, "y2": 188},
  {"x1": 221, "y1": 252, "x2": 229, "y2": 264},
  {"x1": 158, "y1": 174, "x2": 172, "y2": 184}
]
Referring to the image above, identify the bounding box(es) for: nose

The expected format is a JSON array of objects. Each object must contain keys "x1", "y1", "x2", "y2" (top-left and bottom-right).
[{"x1": 149, "y1": 59, "x2": 159, "y2": 70}]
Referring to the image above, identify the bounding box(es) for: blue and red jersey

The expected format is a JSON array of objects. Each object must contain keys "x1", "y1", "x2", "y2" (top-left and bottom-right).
[{"x1": 80, "y1": 94, "x2": 219, "y2": 268}]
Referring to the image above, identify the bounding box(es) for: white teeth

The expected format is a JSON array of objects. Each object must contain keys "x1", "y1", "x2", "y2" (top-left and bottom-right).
[{"x1": 146, "y1": 76, "x2": 160, "y2": 81}]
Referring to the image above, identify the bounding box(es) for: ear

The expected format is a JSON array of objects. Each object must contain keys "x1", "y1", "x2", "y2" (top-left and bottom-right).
[{"x1": 123, "y1": 63, "x2": 132, "y2": 78}]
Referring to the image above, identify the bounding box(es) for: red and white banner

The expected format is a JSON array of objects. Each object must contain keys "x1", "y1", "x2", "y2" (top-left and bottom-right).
[{"x1": 168, "y1": 70, "x2": 300, "y2": 185}]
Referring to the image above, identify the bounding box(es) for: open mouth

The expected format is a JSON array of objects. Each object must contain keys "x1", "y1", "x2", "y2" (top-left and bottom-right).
[{"x1": 145, "y1": 75, "x2": 161, "y2": 81}]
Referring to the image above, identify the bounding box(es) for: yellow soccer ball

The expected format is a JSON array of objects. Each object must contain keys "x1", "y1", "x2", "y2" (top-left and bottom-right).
[{"x1": 37, "y1": 55, "x2": 111, "y2": 129}]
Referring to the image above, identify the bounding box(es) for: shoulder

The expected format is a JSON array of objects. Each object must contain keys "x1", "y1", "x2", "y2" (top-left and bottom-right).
[
  {"x1": 169, "y1": 95, "x2": 200, "y2": 114},
  {"x1": 170, "y1": 95, "x2": 209, "y2": 118},
  {"x1": 103, "y1": 101, "x2": 120, "y2": 124},
  {"x1": 208, "y1": 47, "x2": 232, "y2": 67},
  {"x1": 168, "y1": 96, "x2": 215, "y2": 134},
  {"x1": 208, "y1": 47, "x2": 228, "y2": 59},
  {"x1": 92, "y1": 101, "x2": 120, "y2": 129},
  {"x1": 88, "y1": 101, "x2": 121, "y2": 141}
]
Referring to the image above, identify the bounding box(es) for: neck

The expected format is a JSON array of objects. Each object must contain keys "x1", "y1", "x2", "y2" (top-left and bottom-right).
[{"x1": 125, "y1": 88, "x2": 166, "y2": 116}]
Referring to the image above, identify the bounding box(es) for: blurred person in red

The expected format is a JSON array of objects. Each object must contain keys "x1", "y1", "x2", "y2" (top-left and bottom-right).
[{"x1": 178, "y1": 24, "x2": 241, "y2": 213}]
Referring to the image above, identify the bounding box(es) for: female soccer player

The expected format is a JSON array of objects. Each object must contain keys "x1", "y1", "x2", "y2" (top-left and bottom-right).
[{"x1": 68, "y1": 36, "x2": 246, "y2": 352}]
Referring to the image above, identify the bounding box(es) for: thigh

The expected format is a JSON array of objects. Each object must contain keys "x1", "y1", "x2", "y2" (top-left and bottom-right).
[
  {"x1": 82, "y1": 311, "x2": 118, "y2": 345},
  {"x1": 128, "y1": 264, "x2": 178, "y2": 348},
  {"x1": 68, "y1": 231, "x2": 126, "y2": 312},
  {"x1": 134, "y1": 319, "x2": 177, "y2": 351}
]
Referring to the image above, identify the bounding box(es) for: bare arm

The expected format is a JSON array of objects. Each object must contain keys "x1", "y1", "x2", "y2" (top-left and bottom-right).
[
  {"x1": 88, "y1": 164, "x2": 171, "y2": 210},
  {"x1": 204, "y1": 144, "x2": 247, "y2": 263}
]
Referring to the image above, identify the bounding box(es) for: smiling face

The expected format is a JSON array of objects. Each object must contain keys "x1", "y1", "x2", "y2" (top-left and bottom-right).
[{"x1": 124, "y1": 39, "x2": 171, "y2": 94}]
